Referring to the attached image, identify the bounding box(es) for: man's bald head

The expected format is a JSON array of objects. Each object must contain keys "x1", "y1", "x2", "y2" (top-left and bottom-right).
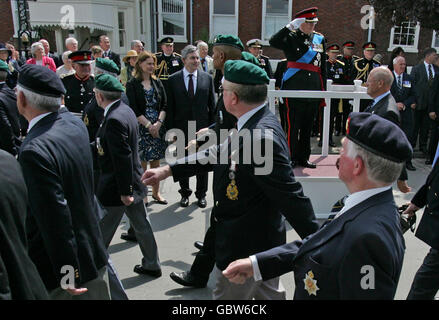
[{"x1": 366, "y1": 67, "x2": 394, "y2": 98}]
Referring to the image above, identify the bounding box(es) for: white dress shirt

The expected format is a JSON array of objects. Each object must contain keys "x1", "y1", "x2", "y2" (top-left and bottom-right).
[
  {"x1": 250, "y1": 185, "x2": 392, "y2": 281},
  {"x1": 237, "y1": 103, "x2": 266, "y2": 131},
  {"x1": 27, "y1": 112, "x2": 53, "y2": 133},
  {"x1": 183, "y1": 68, "x2": 197, "y2": 95},
  {"x1": 424, "y1": 60, "x2": 435, "y2": 79}
]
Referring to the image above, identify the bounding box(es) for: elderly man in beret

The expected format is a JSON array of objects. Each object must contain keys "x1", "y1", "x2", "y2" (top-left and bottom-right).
[
  {"x1": 17, "y1": 65, "x2": 110, "y2": 299},
  {"x1": 93, "y1": 74, "x2": 162, "y2": 279},
  {"x1": 142, "y1": 60, "x2": 318, "y2": 299},
  {"x1": 223, "y1": 112, "x2": 412, "y2": 300}
]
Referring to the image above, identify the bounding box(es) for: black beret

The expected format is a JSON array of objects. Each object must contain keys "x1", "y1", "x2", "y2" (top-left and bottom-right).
[
  {"x1": 18, "y1": 64, "x2": 66, "y2": 97},
  {"x1": 346, "y1": 112, "x2": 413, "y2": 163}
]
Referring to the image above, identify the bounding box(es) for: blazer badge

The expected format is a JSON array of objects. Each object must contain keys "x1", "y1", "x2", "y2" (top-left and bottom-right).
[
  {"x1": 303, "y1": 270, "x2": 319, "y2": 296},
  {"x1": 226, "y1": 161, "x2": 238, "y2": 200}
]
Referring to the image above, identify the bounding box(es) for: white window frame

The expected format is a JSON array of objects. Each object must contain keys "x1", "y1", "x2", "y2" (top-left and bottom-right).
[
  {"x1": 388, "y1": 21, "x2": 420, "y2": 53},
  {"x1": 158, "y1": 0, "x2": 187, "y2": 43},
  {"x1": 261, "y1": 0, "x2": 292, "y2": 45},
  {"x1": 118, "y1": 10, "x2": 127, "y2": 53},
  {"x1": 209, "y1": 0, "x2": 239, "y2": 41},
  {"x1": 10, "y1": 0, "x2": 19, "y2": 38},
  {"x1": 431, "y1": 30, "x2": 439, "y2": 50}
]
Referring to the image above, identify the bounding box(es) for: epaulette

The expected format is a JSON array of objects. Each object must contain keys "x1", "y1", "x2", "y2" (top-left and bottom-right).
[
  {"x1": 336, "y1": 59, "x2": 345, "y2": 66},
  {"x1": 61, "y1": 73, "x2": 75, "y2": 80},
  {"x1": 354, "y1": 57, "x2": 363, "y2": 63},
  {"x1": 336, "y1": 54, "x2": 343, "y2": 59},
  {"x1": 173, "y1": 52, "x2": 182, "y2": 57},
  {"x1": 154, "y1": 52, "x2": 162, "y2": 56},
  {"x1": 353, "y1": 55, "x2": 360, "y2": 59}
]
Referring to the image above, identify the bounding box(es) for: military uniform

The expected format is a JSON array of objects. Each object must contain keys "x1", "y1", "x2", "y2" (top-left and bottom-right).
[
  {"x1": 246, "y1": 39, "x2": 273, "y2": 79},
  {"x1": 269, "y1": 7, "x2": 326, "y2": 168},
  {"x1": 154, "y1": 43, "x2": 184, "y2": 94}
]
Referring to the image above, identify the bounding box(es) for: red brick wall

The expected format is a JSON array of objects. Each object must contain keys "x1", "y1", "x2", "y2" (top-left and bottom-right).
[{"x1": 0, "y1": 1, "x2": 15, "y2": 43}]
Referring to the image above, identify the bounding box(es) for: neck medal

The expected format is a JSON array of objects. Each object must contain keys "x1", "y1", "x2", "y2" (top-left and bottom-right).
[
  {"x1": 304, "y1": 270, "x2": 319, "y2": 296},
  {"x1": 226, "y1": 161, "x2": 238, "y2": 200},
  {"x1": 96, "y1": 137, "x2": 105, "y2": 156}
]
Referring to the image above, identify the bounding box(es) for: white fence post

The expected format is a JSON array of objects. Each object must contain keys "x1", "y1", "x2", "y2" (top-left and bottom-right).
[{"x1": 268, "y1": 79, "x2": 276, "y2": 114}]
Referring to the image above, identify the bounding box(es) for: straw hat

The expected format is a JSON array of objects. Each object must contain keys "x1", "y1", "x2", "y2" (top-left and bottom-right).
[{"x1": 123, "y1": 50, "x2": 138, "y2": 63}]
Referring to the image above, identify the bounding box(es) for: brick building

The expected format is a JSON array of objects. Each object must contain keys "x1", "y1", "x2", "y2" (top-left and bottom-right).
[{"x1": 0, "y1": 1, "x2": 15, "y2": 44}]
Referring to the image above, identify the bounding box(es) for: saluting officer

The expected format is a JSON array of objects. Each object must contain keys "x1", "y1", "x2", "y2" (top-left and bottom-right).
[
  {"x1": 269, "y1": 7, "x2": 327, "y2": 169},
  {"x1": 351, "y1": 42, "x2": 381, "y2": 111},
  {"x1": 154, "y1": 37, "x2": 184, "y2": 94},
  {"x1": 335, "y1": 41, "x2": 359, "y2": 135},
  {"x1": 62, "y1": 51, "x2": 95, "y2": 114},
  {"x1": 318, "y1": 44, "x2": 345, "y2": 147},
  {"x1": 246, "y1": 39, "x2": 273, "y2": 78}
]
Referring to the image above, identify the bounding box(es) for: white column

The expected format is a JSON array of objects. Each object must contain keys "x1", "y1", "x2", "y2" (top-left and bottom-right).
[{"x1": 54, "y1": 28, "x2": 64, "y2": 54}]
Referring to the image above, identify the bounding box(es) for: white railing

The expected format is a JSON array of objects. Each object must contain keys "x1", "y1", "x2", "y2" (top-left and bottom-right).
[{"x1": 268, "y1": 79, "x2": 371, "y2": 156}]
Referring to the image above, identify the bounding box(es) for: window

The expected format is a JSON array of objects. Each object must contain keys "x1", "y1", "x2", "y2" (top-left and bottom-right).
[
  {"x1": 210, "y1": 0, "x2": 239, "y2": 40},
  {"x1": 158, "y1": 0, "x2": 187, "y2": 42},
  {"x1": 118, "y1": 11, "x2": 126, "y2": 48},
  {"x1": 388, "y1": 21, "x2": 420, "y2": 53},
  {"x1": 262, "y1": 0, "x2": 292, "y2": 43},
  {"x1": 432, "y1": 31, "x2": 439, "y2": 50},
  {"x1": 139, "y1": 1, "x2": 145, "y2": 35}
]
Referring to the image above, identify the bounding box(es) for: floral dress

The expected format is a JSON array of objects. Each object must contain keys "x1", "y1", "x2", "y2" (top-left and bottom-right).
[{"x1": 138, "y1": 86, "x2": 167, "y2": 162}]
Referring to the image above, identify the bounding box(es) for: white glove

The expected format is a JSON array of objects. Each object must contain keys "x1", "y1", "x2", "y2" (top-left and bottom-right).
[{"x1": 287, "y1": 18, "x2": 305, "y2": 31}]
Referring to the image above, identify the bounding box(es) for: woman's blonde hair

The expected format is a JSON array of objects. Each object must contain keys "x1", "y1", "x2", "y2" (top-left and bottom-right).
[{"x1": 132, "y1": 51, "x2": 157, "y2": 81}]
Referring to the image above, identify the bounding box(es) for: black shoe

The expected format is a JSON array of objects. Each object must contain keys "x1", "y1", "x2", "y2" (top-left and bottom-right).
[
  {"x1": 152, "y1": 195, "x2": 168, "y2": 205},
  {"x1": 299, "y1": 160, "x2": 317, "y2": 169},
  {"x1": 425, "y1": 159, "x2": 433, "y2": 165},
  {"x1": 120, "y1": 232, "x2": 138, "y2": 242},
  {"x1": 197, "y1": 197, "x2": 207, "y2": 208},
  {"x1": 180, "y1": 197, "x2": 189, "y2": 207},
  {"x1": 133, "y1": 265, "x2": 162, "y2": 278},
  {"x1": 194, "y1": 241, "x2": 204, "y2": 250},
  {"x1": 406, "y1": 163, "x2": 416, "y2": 171},
  {"x1": 169, "y1": 271, "x2": 207, "y2": 288}
]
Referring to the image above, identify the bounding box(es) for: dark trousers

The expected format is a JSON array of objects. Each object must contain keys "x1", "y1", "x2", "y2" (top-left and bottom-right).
[
  {"x1": 336, "y1": 99, "x2": 353, "y2": 135},
  {"x1": 407, "y1": 247, "x2": 439, "y2": 300},
  {"x1": 319, "y1": 99, "x2": 339, "y2": 142},
  {"x1": 278, "y1": 101, "x2": 288, "y2": 136},
  {"x1": 285, "y1": 98, "x2": 318, "y2": 162},
  {"x1": 428, "y1": 120, "x2": 439, "y2": 162},
  {"x1": 400, "y1": 107, "x2": 415, "y2": 165},
  {"x1": 412, "y1": 109, "x2": 430, "y2": 151},
  {"x1": 178, "y1": 173, "x2": 208, "y2": 199},
  {"x1": 190, "y1": 215, "x2": 216, "y2": 280}
]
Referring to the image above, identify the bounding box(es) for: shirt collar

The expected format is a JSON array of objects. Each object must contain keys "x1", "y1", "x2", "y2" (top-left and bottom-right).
[
  {"x1": 373, "y1": 91, "x2": 391, "y2": 105},
  {"x1": 334, "y1": 186, "x2": 392, "y2": 219},
  {"x1": 424, "y1": 60, "x2": 431, "y2": 69},
  {"x1": 27, "y1": 112, "x2": 53, "y2": 133},
  {"x1": 237, "y1": 103, "x2": 266, "y2": 131},
  {"x1": 183, "y1": 67, "x2": 197, "y2": 78},
  {"x1": 393, "y1": 70, "x2": 403, "y2": 77},
  {"x1": 103, "y1": 99, "x2": 120, "y2": 117}
]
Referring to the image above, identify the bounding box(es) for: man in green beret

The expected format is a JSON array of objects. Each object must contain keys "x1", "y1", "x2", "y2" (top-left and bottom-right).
[
  {"x1": 94, "y1": 74, "x2": 162, "y2": 279},
  {"x1": 142, "y1": 60, "x2": 318, "y2": 299}
]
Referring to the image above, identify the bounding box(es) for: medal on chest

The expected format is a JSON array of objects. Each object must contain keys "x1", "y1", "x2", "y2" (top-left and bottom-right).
[
  {"x1": 96, "y1": 137, "x2": 104, "y2": 156},
  {"x1": 226, "y1": 161, "x2": 238, "y2": 200},
  {"x1": 303, "y1": 270, "x2": 319, "y2": 296},
  {"x1": 80, "y1": 83, "x2": 86, "y2": 93}
]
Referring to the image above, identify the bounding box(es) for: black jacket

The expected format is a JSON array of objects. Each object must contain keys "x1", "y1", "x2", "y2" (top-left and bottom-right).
[
  {"x1": 366, "y1": 93, "x2": 401, "y2": 126},
  {"x1": 257, "y1": 189, "x2": 405, "y2": 300},
  {"x1": 95, "y1": 100, "x2": 146, "y2": 207},
  {"x1": 19, "y1": 109, "x2": 108, "y2": 291},
  {"x1": 0, "y1": 84, "x2": 20, "y2": 156},
  {"x1": 410, "y1": 62, "x2": 439, "y2": 111},
  {"x1": 171, "y1": 106, "x2": 319, "y2": 270},
  {"x1": 62, "y1": 74, "x2": 95, "y2": 113},
  {"x1": 0, "y1": 150, "x2": 48, "y2": 299},
  {"x1": 126, "y1": 77, "x2": 167, "y2": 118}
]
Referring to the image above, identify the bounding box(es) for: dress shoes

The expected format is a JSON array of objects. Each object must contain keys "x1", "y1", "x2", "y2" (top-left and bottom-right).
[
  {"x1": 133, "y1": 265, "x2": 162, "y2": 278},
  {"x1": 194, "y1": 241, "x2": 204, "y2": 250},
  {"x1": 120, "y1": 232, "x2": 137, "y2": 242},
  {"x1": 406, "y1": 162, "x2": 416, "y2": 171},
  {"x1": 197, "y1": 197, "x2": 207, "y2": 208},
  {"x1": 299, "y1": 160, "x2": 317, "y2": 169},
  {"x1": 169, "y1": 271, "x2": 208, "y2": 288},
  {"x1": 425, "y1": 159, "x2": 433, "y2": 165},
  {"x1": 180, "y1": 196, "x2": 189, "y2": 207}
]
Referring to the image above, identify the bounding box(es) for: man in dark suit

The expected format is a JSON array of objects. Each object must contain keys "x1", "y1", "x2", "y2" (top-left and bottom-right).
[
  {"x1": 0, "y1": 150, "x2": 48, "y2": 299},
  {"x1": 0, "y1": 61, "x2": 21, "y2": 156},
  {"x1": 99, "y1": 35, "x2": 121, "y2": 72},
  {"x1": 224, "y1": 112, "x2": 412, "y2": 300},
  {"x1": 410, "y1": 48, "x2": 439, "y2": 157},
  {"x1": 40, "y1": 39, "x2": 62, "y2": 68},
  {"x1": 143, "y1": 60, "x2": 319, "y2": 299},
  {"x1": 17, "y1": 65, "x2": 110, "y2": 299},
  {"x1": 269, "y1": 7, "x2": 326, "y2": 169},
  {"x1": 166, "y1": 45, "x2": 216, "y2": 208},
  {"x1": 94, "y1": 74, "x2": 161, "y2": 278},
  {"x1": 404, "y1": 147, "x2": 439, "y2": 299},
  {"x1": 390, "y1": 56, "x2": 417, "y2": 170}
]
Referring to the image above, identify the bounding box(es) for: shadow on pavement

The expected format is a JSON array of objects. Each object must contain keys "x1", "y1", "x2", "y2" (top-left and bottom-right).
[
  {"x1": 108, "y1": 241, "x2": 137, "y2": 254},
  {"x1": 122, "y1": 274, "x2": 158, "y2": 290},
  {"x1": 148, "y1": 202, "x2": 202, "y2": 232}
]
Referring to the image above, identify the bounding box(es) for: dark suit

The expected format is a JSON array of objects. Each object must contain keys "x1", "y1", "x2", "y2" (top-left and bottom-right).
[
  {"x1": 0, "y1": 150, "x2": 48, "y2": 299},
  {"x1": 19, "y1": 109, "x2": 108, "y2": 292},
  {"x1": 96, "y1": 100, "x2": 160, "y2": 271},
  {"x1": 427, "y1": 77, "x2": 439, "y2": 162},
  {"x1": 256, "y1": 189, "x2": 405, "y2": 299},
  {"x1": 166, "y1": 69, "x2": 216, "y2": 199},
  {"x1": 171, "y1": 106, "x2": 319, "y2": 274},
  {"x1": 0, "y1": 83, "x2": 21, "y2": 156},
  {"x1": 410, "y1": 62, "x2": 439, "y2": 152},
  {"x1": 103, "y1": 50, "x2": 121, "y2": 73},
  {"x1": 257, "y1": 55, "x2": 273, "y2": 79},
  {"x1": 407, "y1": 160, "x2": 439, "y2": 299}
]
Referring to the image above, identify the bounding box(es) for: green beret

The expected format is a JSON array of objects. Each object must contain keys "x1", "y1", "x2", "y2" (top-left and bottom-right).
[
  {"x1": 224, "y1": 60, "x2": 269, "y2": 85},
  {"x1": 241, "y1": 52, "x2": 261, "y2": 66},
  {"x1": 0, "y1": 60, "x2": 9, "y2": 73},
  {"x1": 213, "y1": 35, "x2": 244, "y2": 51},
  {"x1": 95, "y1": 58, "x2": 119, "y2": 74},
  {"x1": 95, "y1": 74, "x2": 124, "y2": 92}
]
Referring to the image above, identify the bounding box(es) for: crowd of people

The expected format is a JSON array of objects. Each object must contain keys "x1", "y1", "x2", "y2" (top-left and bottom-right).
[{"x1": 1, "y1": 5, "x2": 439, "y2": 300}]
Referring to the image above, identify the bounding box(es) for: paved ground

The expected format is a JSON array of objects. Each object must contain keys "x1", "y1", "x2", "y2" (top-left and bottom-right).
[{"x1": 108, "y1": 138, "x2": 436, "y2": 300}]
